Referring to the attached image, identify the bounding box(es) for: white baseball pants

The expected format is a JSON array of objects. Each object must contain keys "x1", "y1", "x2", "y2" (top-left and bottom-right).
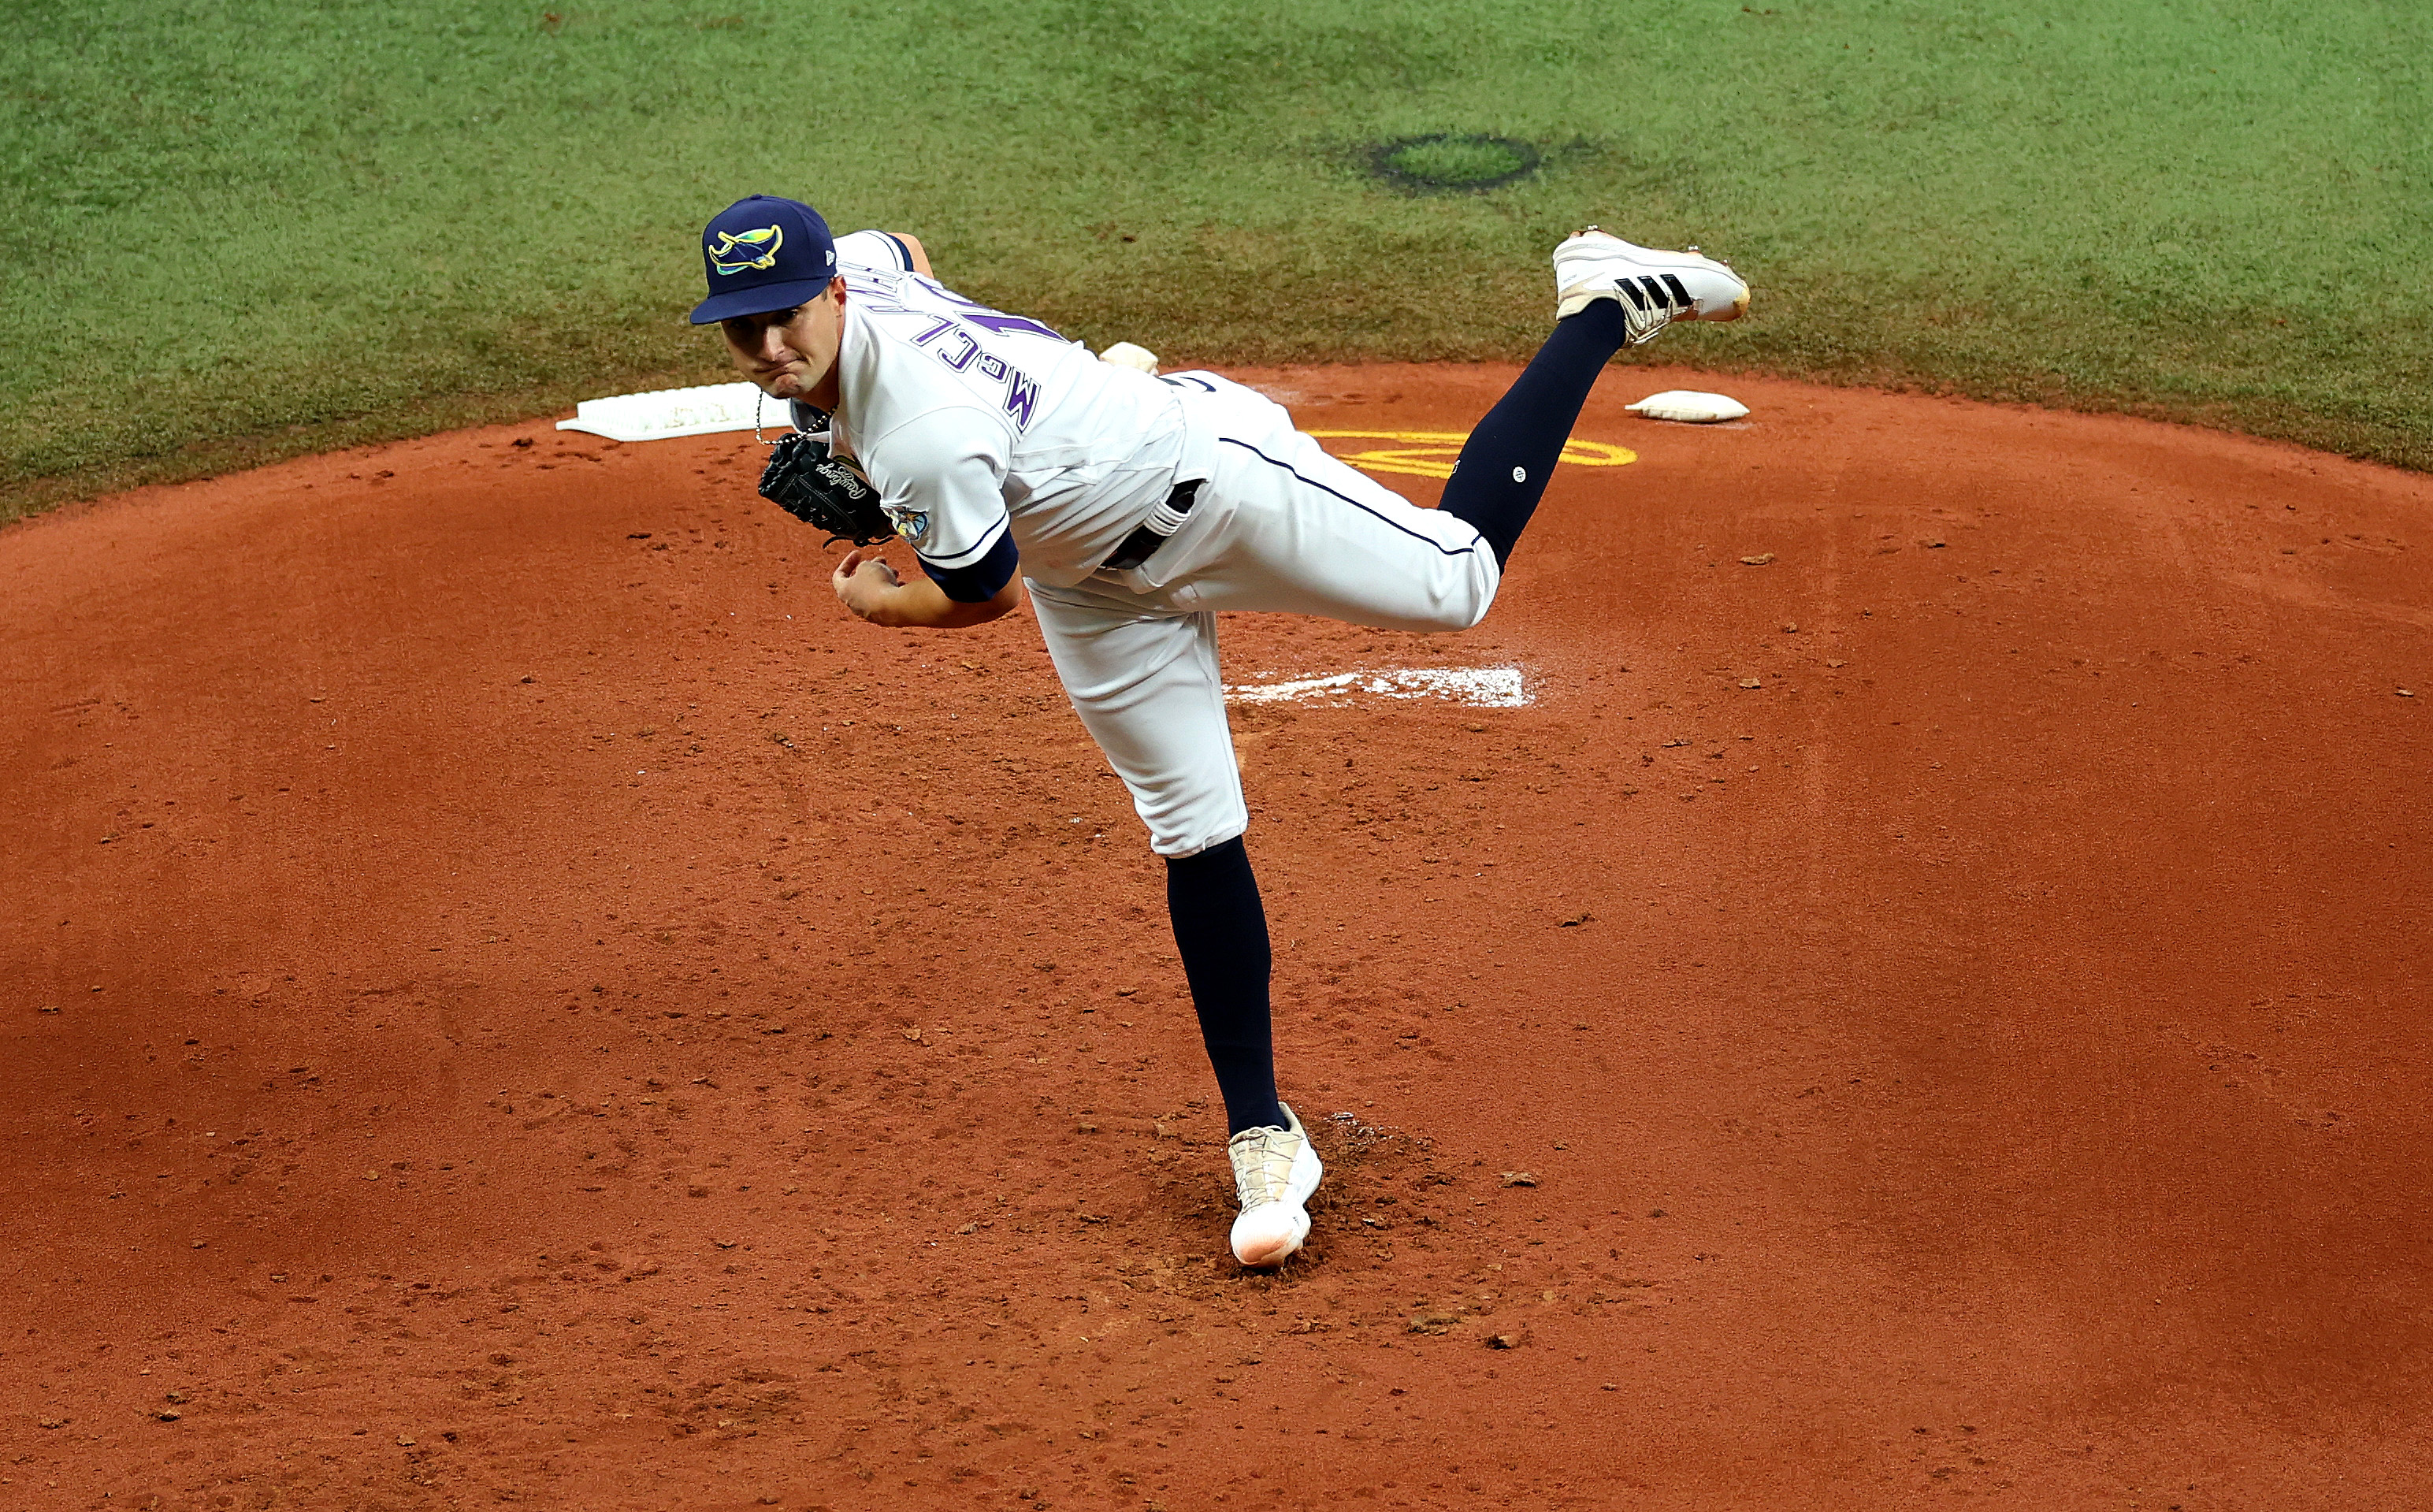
[{"x1": 1028, "y1": 375, "x2": 1500, "y2": 857}]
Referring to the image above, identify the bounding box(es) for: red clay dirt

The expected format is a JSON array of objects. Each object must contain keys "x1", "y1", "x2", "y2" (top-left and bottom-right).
[{"x1": 4, "y1": 364, "x2": 2431, "y2": 1511}]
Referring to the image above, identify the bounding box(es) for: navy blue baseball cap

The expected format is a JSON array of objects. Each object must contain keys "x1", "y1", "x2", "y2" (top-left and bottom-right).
[{"x1": 689, "y1": 195, "x2": 839, "y2": 325}]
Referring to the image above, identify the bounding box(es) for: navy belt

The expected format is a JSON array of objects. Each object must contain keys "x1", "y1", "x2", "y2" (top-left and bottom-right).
[{"x1": 1101, "y1": 480, "x2": 1204, "y2": 571}]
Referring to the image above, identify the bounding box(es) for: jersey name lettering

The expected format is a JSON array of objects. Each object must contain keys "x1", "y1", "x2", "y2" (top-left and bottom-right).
[
  {"x1": 917, "y1": 278, "x2": 1066, "y2": 343},
  {"x1": 1004, "y1": 372, "x2": 1040, "y2": 429},
  {"x1": 910, "y1": 316, "x2": 1041, "y2": 432}
]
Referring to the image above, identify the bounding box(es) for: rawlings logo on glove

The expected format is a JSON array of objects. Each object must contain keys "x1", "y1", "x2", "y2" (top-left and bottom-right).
[{"x1": 756, "y1": 429, "x2": 895, "y2": 546}]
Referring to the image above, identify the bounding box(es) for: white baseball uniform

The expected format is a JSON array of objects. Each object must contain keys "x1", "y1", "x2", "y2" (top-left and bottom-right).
[{"x1": 812, "y1": 231, "x2": 1501, "y2": 857}]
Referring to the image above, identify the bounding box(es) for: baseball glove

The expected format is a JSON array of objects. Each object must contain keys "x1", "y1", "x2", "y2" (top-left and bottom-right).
[{"x1": 758, "y1": 429, "x2": 893, "y2": 546}]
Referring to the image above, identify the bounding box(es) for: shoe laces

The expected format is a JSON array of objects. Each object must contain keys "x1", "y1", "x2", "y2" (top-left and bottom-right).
[
  {"x1": 1610, "y1": 274, "x2": 1688, "y2": 346},
  {"x1": 1619, "y1": 300, "x2": 1674, "y2": 347},
  {"x1": 1228, "y1": 1124, "x2": 1302, "y2": 1208},
  {"x1": 1558, "y1": 266, "x2": 1685, "y2": 345}
]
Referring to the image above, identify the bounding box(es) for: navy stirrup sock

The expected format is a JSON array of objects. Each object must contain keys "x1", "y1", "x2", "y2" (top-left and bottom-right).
[
  {"x1": 1165, "y1": 836, "x2": 1287, "y2": 1136},
  {"x1": 1438, "y1": 299, "x2": 1627, "y2": 567}
]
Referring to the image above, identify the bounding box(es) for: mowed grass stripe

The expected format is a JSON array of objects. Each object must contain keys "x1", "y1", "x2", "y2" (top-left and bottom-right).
[{"x1": 5, "y1": 0, "x2": 2427, "y2": 522}]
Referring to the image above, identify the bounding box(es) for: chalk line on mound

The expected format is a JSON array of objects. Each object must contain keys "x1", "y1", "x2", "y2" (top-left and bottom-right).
[{"x1": 1224, "y1": 665, "x2": 1529, "y2": 708}]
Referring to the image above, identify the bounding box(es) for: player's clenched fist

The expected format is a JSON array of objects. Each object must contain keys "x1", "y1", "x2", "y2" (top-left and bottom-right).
[{"x1": 831, "y1": 547, "x2": 900, "y2": 619}]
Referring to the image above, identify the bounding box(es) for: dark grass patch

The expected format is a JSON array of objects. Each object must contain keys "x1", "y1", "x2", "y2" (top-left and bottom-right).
[{"x1": 1369, "y1": 134, "x2": 1541, "y2": 194}]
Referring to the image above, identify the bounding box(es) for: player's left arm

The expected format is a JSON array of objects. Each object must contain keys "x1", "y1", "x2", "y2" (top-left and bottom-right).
[
  {"x1": 886, "y1": 232, "x2": 933, "y2": 277},
  {"x1": 838, "y1": 228, "x2": 934, "y2": 277},
  {"x1": 833, "y1": 549, "x2": 1020, "y2": 628}
]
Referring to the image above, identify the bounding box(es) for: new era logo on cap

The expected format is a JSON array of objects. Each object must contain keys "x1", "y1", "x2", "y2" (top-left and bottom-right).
[{"x1": 690, "y1": 195, "x2": 838, "y2": 325}]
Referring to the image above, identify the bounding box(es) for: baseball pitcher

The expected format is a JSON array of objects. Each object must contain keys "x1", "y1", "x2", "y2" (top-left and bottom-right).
[{"x1": 690, "y1": 194, "x2": 1748, "y2": 1266}]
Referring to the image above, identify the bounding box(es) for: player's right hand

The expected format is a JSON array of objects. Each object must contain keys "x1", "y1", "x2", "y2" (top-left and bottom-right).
[{"x1": 834, "y1": 548, "x2": 903, "y2": 619}]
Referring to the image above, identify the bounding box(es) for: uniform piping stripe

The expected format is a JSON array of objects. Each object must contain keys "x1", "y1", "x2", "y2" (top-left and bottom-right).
[
  {"x1": 881, "y1": 232, "x2": 916, "y2": 271},
  {"x1": 1217, "y1": 437, "x2": 1484, "y2": 559},
  {"x1": 919, "y1": 513, "x2": 1010, "y2": 566}
]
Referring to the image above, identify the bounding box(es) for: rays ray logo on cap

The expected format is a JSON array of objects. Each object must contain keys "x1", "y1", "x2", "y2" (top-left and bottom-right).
[
  {"x1": 689, "y1": 195, "x2": 840, "y2": 326},
  {"x1": 708, "y1": 225, "x2": 783, "y2": 275}
]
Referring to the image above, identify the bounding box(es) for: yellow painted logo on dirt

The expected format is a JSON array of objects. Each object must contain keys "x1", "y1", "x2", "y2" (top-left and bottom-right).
[
  {"x1": 1306, "y1": 430, "x2": 1635, "y2": 481},
  {"x1": 708, "y1": 224, "x2": 784, "y2": 275}
]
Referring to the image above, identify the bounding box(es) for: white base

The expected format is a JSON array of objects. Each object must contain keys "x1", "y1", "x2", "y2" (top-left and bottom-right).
[
  {"x1": 1627, "y1": 390, "x2": 1750, "y2": 424},
  {"x1": 556, "y1": 381, "x2": 785, "y2": 442}
]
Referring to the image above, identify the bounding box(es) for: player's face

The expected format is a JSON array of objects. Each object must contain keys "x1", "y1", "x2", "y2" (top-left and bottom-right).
[{"x1": 721, "y1": 280, "x2": 846, "y2": 400}]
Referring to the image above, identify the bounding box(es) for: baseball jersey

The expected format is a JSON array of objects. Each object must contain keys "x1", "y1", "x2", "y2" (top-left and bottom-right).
[{"x1": 794, "y1": 231, "x2": 1191, "y2": 596}]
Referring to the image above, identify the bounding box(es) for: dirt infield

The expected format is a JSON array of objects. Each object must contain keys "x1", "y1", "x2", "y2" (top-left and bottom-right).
[{"x1": 6, "y1": 364, "x2": 2431, "y2": 1510}]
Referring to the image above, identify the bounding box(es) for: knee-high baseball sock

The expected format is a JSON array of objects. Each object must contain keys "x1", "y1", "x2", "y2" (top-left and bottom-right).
[
  {"x1": 1166, "y1": 835, "x2": 1288, "y2": 1135},
  {"x1": 1438, "y1": 298, "x2": 1628, "y2": 567}
]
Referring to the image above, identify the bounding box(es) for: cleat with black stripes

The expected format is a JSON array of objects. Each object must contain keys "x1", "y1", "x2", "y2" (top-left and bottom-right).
[{"x1": 1552, "y1": 228, "x2": 1750, "y2": 345}]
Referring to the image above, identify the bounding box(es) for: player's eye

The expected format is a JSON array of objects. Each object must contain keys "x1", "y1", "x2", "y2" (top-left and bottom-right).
[{"x1": 725, "y1": 310, "x2": 800, "y2": 339}]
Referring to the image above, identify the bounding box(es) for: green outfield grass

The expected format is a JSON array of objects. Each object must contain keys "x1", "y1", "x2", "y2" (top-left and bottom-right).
[{"x1": 6, "y1": 0, "x2": 2427, "y2": 521}]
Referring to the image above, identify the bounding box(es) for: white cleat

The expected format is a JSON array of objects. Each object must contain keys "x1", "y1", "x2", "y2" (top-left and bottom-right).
[
  {"x1": 1227, "y1": 1103, "x2": 1324, "y2": 1268},
  {"x1": 1552, "y1": 227, "x2": 1751, "y2": 344},
  {"x1": 1098, "y1": 340, "x2": 1161, "y2": 375}
]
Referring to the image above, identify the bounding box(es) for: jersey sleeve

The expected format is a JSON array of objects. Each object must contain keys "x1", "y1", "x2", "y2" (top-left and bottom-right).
[
  {"x1": 859, "y1": 407, "x2": 1019, "y2": 602},
  {"x1": 834, "y1": 228, "x2": 920, "y2": 273}
]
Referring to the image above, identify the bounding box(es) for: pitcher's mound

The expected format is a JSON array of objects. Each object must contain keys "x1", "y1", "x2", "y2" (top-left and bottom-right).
[{"x1": 6, "y1": 364, "x2": 2429, "y2": 1508}]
